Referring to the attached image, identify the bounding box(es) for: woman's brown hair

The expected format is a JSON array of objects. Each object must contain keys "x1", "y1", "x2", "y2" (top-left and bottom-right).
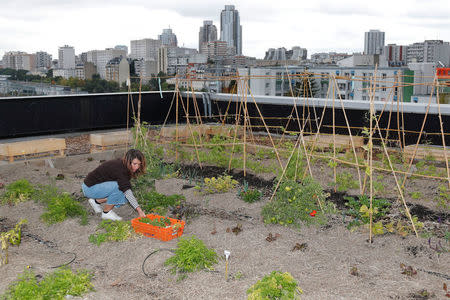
[{"x1": 122, "y1": 149, "x2": 146, "y2": 178}]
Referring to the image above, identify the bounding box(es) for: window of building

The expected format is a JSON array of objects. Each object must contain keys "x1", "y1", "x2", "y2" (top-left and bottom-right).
[
  {"x1": 382, "y1": 73, "x2": 387, "y2": 79},
  {"x1": 382, "y1": 86, "x2": 386, "y2": 91},
  {"x1": 362, "y1": 96, "x2": 367, "y2": 100}
]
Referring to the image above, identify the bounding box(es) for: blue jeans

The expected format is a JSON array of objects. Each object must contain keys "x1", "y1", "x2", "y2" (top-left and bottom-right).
[{"x1": 82, "y1": 182, "x2": 126, "y2": 207}]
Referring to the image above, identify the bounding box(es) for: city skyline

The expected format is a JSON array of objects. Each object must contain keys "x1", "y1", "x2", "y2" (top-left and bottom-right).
[{"x1": 0, "y1": 0, "x2": 449, "y2": 59}]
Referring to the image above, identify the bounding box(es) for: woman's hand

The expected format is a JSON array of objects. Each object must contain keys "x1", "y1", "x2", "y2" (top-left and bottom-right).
[{"x1": 136, "y1": 206, "x2": 146, "y2": 218}]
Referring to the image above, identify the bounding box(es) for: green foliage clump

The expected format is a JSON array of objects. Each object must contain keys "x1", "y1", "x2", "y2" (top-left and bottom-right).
[
  {"x1": 344, "y1": 195, "x2": 391, "y2": 229},
  {"x1": 195, "y1": 175, "x2": 238, "y2": 194},
  {"x1": 435, "y1": 184, "x2": 449, "y2": 210},
  {"x1": 35, "y1": 185, "x2": 87, "y2": 225},
  {"x1": 138, "y1": 190, "x2": 185, "y2": 215},
  {"x1": 1, "y1": 267, "x2": 93, "y2": 300},
  {"x1": 1, "y1": 179, "x2": 36, "y2": 205},
  {"x1": 239, "y1": 189, "x2": 262, "y2": 203},
  {"x1": 88, "y1": 220, "x2": 133, "y2": 246},
  {"x1": 262, "y1": 177, "x2": 332, "y2": 227},
  {"x1": 1, "y1": 219, "x2": 27, "y2": 265},
  {"x1": 140, "y1": 216, "x2": 171, "y2": 227},
  {"x1": 334, "y1": 171, "x2": 359, "y2": 192},
  {"x1": 247, "y1": 271, "x2": 302, "y2": 300},
  {"x1": 165, "y1": 236, "x2": 218, "y2": 280},
  {"x1": 238, "y1": 182, "x2": 262, "y2": 203}
]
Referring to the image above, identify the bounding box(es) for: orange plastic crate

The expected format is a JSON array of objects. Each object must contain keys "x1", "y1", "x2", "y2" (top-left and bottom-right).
[{"x1": 131, "y1": 214, "x2": 185, "y2": 241}]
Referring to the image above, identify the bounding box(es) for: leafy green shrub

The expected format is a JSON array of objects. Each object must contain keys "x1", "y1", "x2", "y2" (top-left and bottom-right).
[
  {"x1": 34, "y1": 185, "x2": 87, "y2": 225},
  {"x1": 344, "y1": 195, "x2": 391, "y2": 229},
  {"x1": 195, "y1": 175, "x2": 238, "y2": 194},
  {"x1": 238, "y1": 182, "x2": 262, "y2": 203},
  {"x1": 1, "y1": 179, "x2": 36, "y2": 205},
  {"x1": 262, "y1": 177, "x2": 332, "y2": 227},
  {"x1": 247, "y1": 271, "x2": 302, "y2": 300},
  {"x1": 88, "y1": 220, "x2": 133, "y2": 246},
  {"x1": 1, "y1": 267, "x2": 93, "y2": 300},
  {"x1": 138, "y1": 190, "x2": 185, "y2": 215},
  {"x1": 41, "y1": 193, "x2": 87, "y2": 225},
  {"x1": 334, "y1": 171, "x2": 359, "y2": 192},
  {"x1": 165, "y1": 236, "x2": 218, "y2": 280}
]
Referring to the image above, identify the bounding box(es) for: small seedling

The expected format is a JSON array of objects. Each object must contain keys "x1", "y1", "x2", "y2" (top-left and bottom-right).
[
  {"x1": 400, "y1": 263, "x2": 417, "y2": 276},
  {"x1": 350, "y1": 266, "x2": 359, "y2": 276},
  {"x1": 89, "y1": 220, "x2": 134, "y2": 246},
  {"x1": 266, "y1": 233, "x2": 280, "y2": 242}
]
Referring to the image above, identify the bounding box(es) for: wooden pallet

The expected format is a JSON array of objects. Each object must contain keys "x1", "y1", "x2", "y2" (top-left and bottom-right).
[
  {"x1": 90, "y1": 131, "x2": 132, "y2": 152},
  {"x1": 302, "y1": 134, "x2": 364, "y2": 151},
  {"x1": 403, "y1": 144, "x2": 450, "y2": 162},
  {"x1": 0, "y1": 138, "x2": 66, "y2": 162}
]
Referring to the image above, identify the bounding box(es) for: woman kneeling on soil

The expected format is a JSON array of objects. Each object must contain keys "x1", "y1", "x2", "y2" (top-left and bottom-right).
[{"x1": 82, "y1": 149, "x2": 147, "y2": 221}]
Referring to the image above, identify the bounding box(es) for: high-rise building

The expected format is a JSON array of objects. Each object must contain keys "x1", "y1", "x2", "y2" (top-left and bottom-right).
[
  {"x1": 220, "y1": 5, "x2": 242, "y2": 55},
  {"x1": 86, "y1": 48, "x2": 127, "y2": 79},
  {"x1": 35, "y1": 51, "x2": 52, "y2": 70},
  {"x1": 383, "y1": 44, "x2": 408, "y2": 66},
  {"x1": 58, "y1": 45, "x2": 75, "y2": 69},
  {"x1": 130, "y1": 38, "x2": 162, "y2": 60},
  {"x1": 114, "y1": 45, "x2": 128, "y2": 55},
  {"x1": 158, "y1": 29, "x2": 178, "y2": 47},
  {"x1": 2, "y1": 51, "x2": 34, "y2": 71},
  {"x1": 406, "y1": 40, "x2": 450, "y2": 65},
  {"x1": 199, "y1": 20, "x2": 217, "y2": 53},
  {"x1": 364, "y1": 30, "x2": 385, "y2": 55}
]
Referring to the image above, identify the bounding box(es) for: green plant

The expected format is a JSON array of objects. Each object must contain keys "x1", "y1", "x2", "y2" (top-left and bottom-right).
[
  {"x1": 195, "y1": 175, "x2": 238, "y2": 194},
  {"x1": 1, "y1": 179, "x2": 36, "y2": 205},
  {"x1": 140, "y1": 216, "x2": 171, "y2": 227},
  {"x1": 262, "y1": 177, "x2": 332, "y2": 228},
  {"x1": 164, "y1": 236, "x2": 218, "y2": 280},
  {"x1": 41, "y1": 193, "x2": 87, "y2": 225},
  {"x1": 88, "y1": 220, "x2": 133, "y2": 246},
  {"x1": 247, "y1": 271, "x2": 302, "y2": 300},
  {"x1": 1, "y1": 219, "x2": 27, "y2": 265},
  {"x1": 138, "y1": 190, "x2": 185, "y2": 215},
  {"x1": 434, "y1": 184, "x2": 449, "y2": 210},
  {"x1": 1, "y1": 267, "x2": 93, "y2": 299},
  {"x1": 238, "y1": 182, "x2": 262, "y2": 203},
  {"x1": 334, "y1": 171, "x2": 359, "y2": 192},
  {"x1": 344, "y1": 195, "x2": 391, "y2": 229},
  {"x1": 409, "y1": 191, "x2": 423, "y2": 200}
]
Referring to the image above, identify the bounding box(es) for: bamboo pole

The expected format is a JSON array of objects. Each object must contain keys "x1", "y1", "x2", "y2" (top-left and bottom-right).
[
  {"x1": 435, "y1": 80, "x2": 450, "y2": 189},
  {"x1": 332, "y1": 77, "x2": 337, "y2": 192}
]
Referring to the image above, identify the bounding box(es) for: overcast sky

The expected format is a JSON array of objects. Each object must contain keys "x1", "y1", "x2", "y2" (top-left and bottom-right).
[{"x1": 1, "y1": 0, "x2": 449, "y2": 59}]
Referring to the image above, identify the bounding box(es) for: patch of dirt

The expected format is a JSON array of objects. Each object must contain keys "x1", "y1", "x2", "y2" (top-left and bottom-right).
[{"x1": 0, "y1": 152, "x2": 449, "y2": 299}]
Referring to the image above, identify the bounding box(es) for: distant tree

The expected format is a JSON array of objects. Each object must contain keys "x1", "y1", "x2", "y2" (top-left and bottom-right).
[{"x1": 286, "y1": 72, "x2": 320, "y2": 98}]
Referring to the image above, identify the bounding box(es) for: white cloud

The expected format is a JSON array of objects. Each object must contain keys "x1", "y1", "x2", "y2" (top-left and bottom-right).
[{"x1": 0, "y1": 0, "x2": 449, "y2": 59}]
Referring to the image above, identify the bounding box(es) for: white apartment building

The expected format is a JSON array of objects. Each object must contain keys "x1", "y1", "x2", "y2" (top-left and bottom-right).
[
  {"x1": 53, "y1": 68, "x2": 76, "y2": 79},
  {"x1": 134, "y1": 59, "x2": 158, "y2": 82},
  {"x1": 86, "y1": 48, "x2": 127, "y2": 79},
  {"x1": 364, "y1": 30, "x2": 385, "y2": 55},
  {"x1": 58, "y1": 45, "x2": 75, "y2": 69},
  {"x1": 130, "y1": 38, "x2": 161, "y2": 61},
  {"x1": 2, "y1": 51, "x2": 34, "y2": 71},
  {"x1": 406, "y1": 40, "x2": 450, "y2": 66},
  {"x1": 238, "y1": 66, "x2": 412, "y2": 103},
  {"x1": 35, "y1": 51, "x2": 52, "y2": 70}
]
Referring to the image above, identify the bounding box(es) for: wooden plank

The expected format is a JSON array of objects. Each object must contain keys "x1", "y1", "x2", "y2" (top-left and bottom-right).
[
  {"x1": 403, "y1": 144, "x2": 450, "y2": 162},
  {"x1": 0, "y1": 138, "x2": 66, "y2": 158},
  {"x1": 302, "y1": 134, "x2": 364, "y2": 150},
  {"x1": 90, "y1": 131, "x2": 132, "y2": 147}
]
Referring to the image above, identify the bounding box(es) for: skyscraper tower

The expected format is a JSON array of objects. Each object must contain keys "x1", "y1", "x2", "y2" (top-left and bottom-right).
[
  {"x1": 199, "y1": 20, "x2": 217, "y2": 53},
  {"x1": 220, "y1": 5, "x2": 242, "y2": 55},
  {"x1": 58, "y1": 45, "x2": 75, "y2": 69},
  {"x1": 364, "y1": 30, "x2": 385, "y2": 55},
  {"x1": 158, "y1": 28, "x2": 178, "y2": 47}
]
